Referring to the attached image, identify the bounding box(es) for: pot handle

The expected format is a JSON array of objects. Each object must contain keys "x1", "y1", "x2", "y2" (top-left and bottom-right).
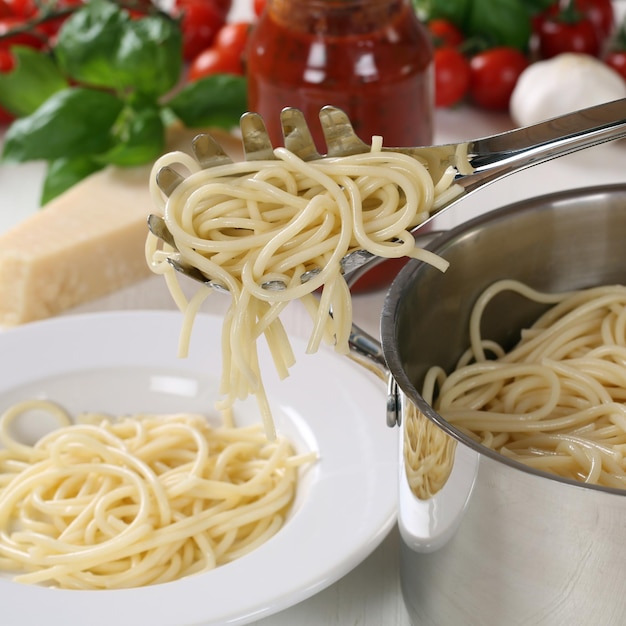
[{"x1": 347, "y1": 323, "x2": 403, "y2": 428}]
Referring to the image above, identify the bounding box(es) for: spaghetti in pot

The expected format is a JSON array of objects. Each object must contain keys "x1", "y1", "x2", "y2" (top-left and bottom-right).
[
  {"x1": 424, "y1": 279, "x2": 626, "y2": 489},
  {"x1": 146, "y1": 142, "x2": 462, "y2": 438},
  {"x1": 0, "y1": 400, "x2": 315, "y2": 589}
]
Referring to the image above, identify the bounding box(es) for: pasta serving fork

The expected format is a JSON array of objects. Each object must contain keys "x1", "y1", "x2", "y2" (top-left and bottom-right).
[{"x1": 148, "y1": 98, "x2": 626, "y2": 291}]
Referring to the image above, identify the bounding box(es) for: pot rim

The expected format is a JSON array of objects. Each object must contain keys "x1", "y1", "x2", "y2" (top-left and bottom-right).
[{"x1": 381, "y1": 182, "x2": 626, "y2": 497}]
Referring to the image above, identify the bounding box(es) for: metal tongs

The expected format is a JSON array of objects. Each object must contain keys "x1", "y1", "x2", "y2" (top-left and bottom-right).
[{"x1": 148, "y1": 99, "x2": 626, "y2": 291}]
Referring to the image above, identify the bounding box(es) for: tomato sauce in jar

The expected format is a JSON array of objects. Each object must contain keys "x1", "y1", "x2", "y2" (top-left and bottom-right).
[
  {"x1": 246, "y1": 0, "x2": 434, "y2": 291},
  {"x1": 247, "y1": 0, "x2": 433, "y2": 149}
]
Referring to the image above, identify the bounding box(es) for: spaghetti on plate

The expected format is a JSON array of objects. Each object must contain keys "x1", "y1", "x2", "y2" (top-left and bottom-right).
[{"x1": 0, "y1": 400, "x2": 314, "y2": 589}]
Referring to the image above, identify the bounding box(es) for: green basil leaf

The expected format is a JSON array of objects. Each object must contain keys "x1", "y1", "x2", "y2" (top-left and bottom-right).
[
  {"x1": 0, "y1": 47, "x2": 67, "y2": 117},
  {"x1": 466, "y1": 0, "x2": 531, "y2": 50},
  {"x1": 53, "y1": 0, "x2": 130, "y2": 90},
  {"x1": 54, "y1": 0, "x2": 182, "y2": 95},
  {"x1": 115, "y1": 15, "x2": 183, "y2": 96},
  {"x1": 41, "y1": 157, "x2": 104, "y2": 205},
  {"x1": 2, "y1": 87, "x2": 124, "y2": 163},
  {"x1": 97, "y1": 106, "x2": 166, "y2": 166},
  {"x1": 165, "y1": 75, "x2": 247, "y2": 129}
]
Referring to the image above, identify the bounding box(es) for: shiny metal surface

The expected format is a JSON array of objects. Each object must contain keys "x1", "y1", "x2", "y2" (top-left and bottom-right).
[{"x1": 381, "y1": 184, "x2": 626, "y2": 625}]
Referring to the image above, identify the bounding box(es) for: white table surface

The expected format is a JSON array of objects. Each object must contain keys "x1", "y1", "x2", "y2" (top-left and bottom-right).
[{"x1": 1, "y1": 5, "x2": 626, "y2": 620}]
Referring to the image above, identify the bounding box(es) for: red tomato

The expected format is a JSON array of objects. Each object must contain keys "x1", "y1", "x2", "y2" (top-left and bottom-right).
[
  {"x1": 536, "y1": 0, "x2": 614, "y2": 39},
  {"x1": 0, "y1": 2, "x2": 13, "y2": 18},
  {"x1": 214, "y1": 21, "x2": 250, "y2": 56},
  {"x1": 469, "y1": 47, "x2": 529, "y2": 110},
  {"x1": 0, "y1": 47, "x2": 14, "y2": 123},
  {"x1": 434, "y1": 47, "x2": 470, "y2": 107},
  {"x1": 605, "y1": 50, "x2": 626, "y2": 82},
  {"x1": 0, "y1": 16, "x2": 45, "y2": 49},
  {"x1": 175, "y1": 0, "x2": 226, "y2": 62},
  {"x1": 574, "y1": 0, "x2": 614, "y2": 39},
  {"x1": 188, "y1": 45, "x2": 243, "y2": 79},
  {"x1": 253, "y1": 0, "x2": 266, "y2": 18},
  {"x1": 538, "y1": 13, "x2": 601, "y2": 58},
  {"x1": 3, "y1": 0, "x2": 36, "y2": 18},
  {"x1": 428, "y1": 18, "x2": 464, "y2": 48},
  {"x1": 0, "y1": 42, "x2": 11, "y2": 68}
]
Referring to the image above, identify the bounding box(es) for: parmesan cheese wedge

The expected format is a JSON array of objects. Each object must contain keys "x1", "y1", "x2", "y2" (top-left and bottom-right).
[{"x1": 0, "y1": 126, "x2": 243, "y2": 326}]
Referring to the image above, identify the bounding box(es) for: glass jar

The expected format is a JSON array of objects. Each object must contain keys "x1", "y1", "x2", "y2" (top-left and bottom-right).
[
  {"x1": 246, "y1": 0, "x2": 434, "y2": 150},
  {"x1": 246, "y1": 0, "x2": 434, "y2": 292}
]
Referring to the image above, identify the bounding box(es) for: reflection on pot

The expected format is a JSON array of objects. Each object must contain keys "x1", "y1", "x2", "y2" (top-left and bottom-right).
[{"x1": 403, "y1": 402, "x2": 456, "y2": 500}]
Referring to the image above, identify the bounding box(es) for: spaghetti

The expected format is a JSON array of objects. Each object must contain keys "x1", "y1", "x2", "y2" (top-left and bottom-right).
[
  {"x1": 425, "y1": 280, "x2": 626, "y2": 489},
  {"x1": 146, "y1": 142, "x2": 460, "y2": 437},
  {"x1": 0, "y1": 400, "x2": 315, "y2": 589}
]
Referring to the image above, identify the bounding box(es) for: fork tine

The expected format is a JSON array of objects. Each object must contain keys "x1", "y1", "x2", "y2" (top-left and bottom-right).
[
  {"x1": 240, "y1": 112, "x2": 277, "y2": 161},
  {"x1": 192, "y1": 133, "x2": 234, "y2": 168},
  {"x1": 167, "y1": 258, "x2": 232, "y2": 293},
  {"x1": 156, "y1": 166, "x2": 185, "y2": 197},
  {"x1": 319, "y1": 105, "x2": 370, "y2": 157},
  {"x1": 147, "y1": 214, "x2": 178, "y2": 249},
  {"x1": 280, "y1": 108, "x2": 321, "y2": 161}
]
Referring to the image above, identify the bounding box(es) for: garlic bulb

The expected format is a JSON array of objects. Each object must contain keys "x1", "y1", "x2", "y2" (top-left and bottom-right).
[{"x1": 510, "y1": 53, "x2": 626, "y2": 127}]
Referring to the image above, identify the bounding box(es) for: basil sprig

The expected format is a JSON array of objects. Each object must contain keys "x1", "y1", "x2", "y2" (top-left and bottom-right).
[{"x1": 0, "y1": 0, "x2": 247, "y2": 205}]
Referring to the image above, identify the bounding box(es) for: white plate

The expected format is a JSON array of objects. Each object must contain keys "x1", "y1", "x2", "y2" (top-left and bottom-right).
[{"x1": 0, "y1": 310, "x2": 397, "y2": 626}]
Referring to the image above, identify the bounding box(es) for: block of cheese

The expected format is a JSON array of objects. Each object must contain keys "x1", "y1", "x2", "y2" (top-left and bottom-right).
[{"x1": 0, "y1": 126, "x2": 243, "y2": 326}]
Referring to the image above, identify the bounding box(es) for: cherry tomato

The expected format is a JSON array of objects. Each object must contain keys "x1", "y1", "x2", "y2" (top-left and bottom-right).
[
  {"x1": 253, "y1": 0, "x2": 266, "y2": 18},
  {"x1": 214, "y1": 21, "x2": 250, "y2": 57},
  {"x1": 175, "y1": 0, "x2": 226, "y2": 62},
  {"x1": 0, "y1": 47, "x2": 15, "y2": 123},
  {"x1": 536, "y1": 0, "x2": 614, "y2": 40},
  {"x1": 0, "y1": 41, "x2": 10, "y2": 67},
  {"x1": 605, "y1": 50, "x2": 626, "y2": 82},
  {"x1": 433, "y1": 47, "x2": 470, "y2": 108},
  {"x1": 0, "y1": 2, "x2": 13, "y2": 18},
  {"x1": 3, "y1": 0, "x2": 36, "y2": 18},
  {"x1": 0, "y1": 16, "x2": 45, "y2": 49},
  {"x1": 538, "y1": 12, "x2": 600, "y2": 58},
  {"x1": 574, "y1": 0, "x2": 614, "y2": 39},
  {"x1": 428, "y1": 18, "x2": 464, "y2": 48},
  {"x1": 469, "y1": 47, "x2": 529, "y2": 110},
  {"x1": 188, "y1": 45, "x2": 243, "y2": 79}
]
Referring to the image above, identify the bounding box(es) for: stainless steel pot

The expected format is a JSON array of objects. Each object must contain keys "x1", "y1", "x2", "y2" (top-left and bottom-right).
[{"x1": 377, "y1": 184, "x2": 626, "y2": 625}]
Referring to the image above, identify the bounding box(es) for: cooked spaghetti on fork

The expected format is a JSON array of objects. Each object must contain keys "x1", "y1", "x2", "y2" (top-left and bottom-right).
[{"x1": 145, "y1": 107, "x2": 463, "y2": 438}]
